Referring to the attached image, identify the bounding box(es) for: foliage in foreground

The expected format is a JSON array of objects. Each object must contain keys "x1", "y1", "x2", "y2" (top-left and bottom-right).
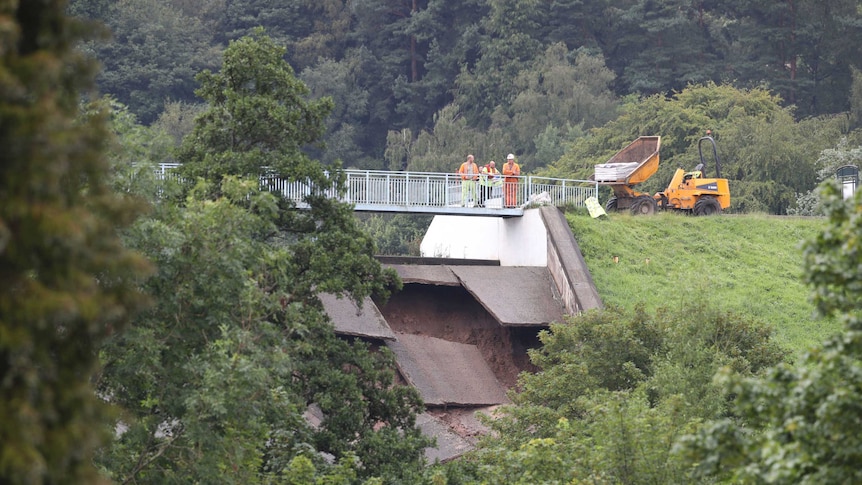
[
  {"x1": 96, "y1": 30, "x2": 430, "y2": 484},
  {"x1": 437, "y1": 181, "x2": 862, "y2": 484},
  {"x1": 445, "y1": 304, "x2": 788, "y2": 484},
  {"x1": 681, "y1": 182, "x2": 862, "y2": 484},
  {"x1": 98, "y1": 182, "x2": 428, "y2": 483},
  {"x1": 175, "y1": 28, "x2": 334, "y2": 196},
  {"x1": 0, "y1": 2, "x2": 151, "y2": 483}
]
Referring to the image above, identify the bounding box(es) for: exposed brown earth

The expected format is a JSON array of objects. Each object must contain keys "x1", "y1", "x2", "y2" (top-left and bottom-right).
[{"x1": 378, "y1": 284, "x2": 540, "y2": 391}]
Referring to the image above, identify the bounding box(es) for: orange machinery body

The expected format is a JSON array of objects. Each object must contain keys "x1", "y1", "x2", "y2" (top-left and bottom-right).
[
  {"x1": 594, "y1": 135, "x2": 731, "y2": 215},
  {"x1": 655, "y1": 168, "x2": 731, "y2": 211}
]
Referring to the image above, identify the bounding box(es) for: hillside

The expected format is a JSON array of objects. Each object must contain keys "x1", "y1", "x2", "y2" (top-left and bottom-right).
[{"x1": 566, "y1": 212, "x2": 840, "y2": 355}]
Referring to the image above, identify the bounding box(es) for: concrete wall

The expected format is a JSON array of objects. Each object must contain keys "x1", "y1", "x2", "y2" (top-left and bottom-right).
[
  {"x1": 419, "y1": 208, "x2": 603, "y2": 314},
  {"x1": 420, "y1": 211, "x2": 547, "y2": 266},
  {"x1": 538, "y1": 207, "x2": 603, "y2": 314},
  {"x1": 545, "y1": 235, "x2": 579, "y2": 314}
]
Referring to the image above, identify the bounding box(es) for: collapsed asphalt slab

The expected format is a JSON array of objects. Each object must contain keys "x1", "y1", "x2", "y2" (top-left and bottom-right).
[{"x1": 387, "y1": 333, "x2": 509, "y2": 406}]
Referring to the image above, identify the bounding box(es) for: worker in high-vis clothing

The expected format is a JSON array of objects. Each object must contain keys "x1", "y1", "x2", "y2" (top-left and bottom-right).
[
  {"x1": 479, "y1": 160, "x2": 501, "y2": 207},
  {"x1": 502, "y1": 153, "x2": 521, "y2": 207},
  {"x1": 458, "y1": 154, "x2": 480, "y2": 206}
]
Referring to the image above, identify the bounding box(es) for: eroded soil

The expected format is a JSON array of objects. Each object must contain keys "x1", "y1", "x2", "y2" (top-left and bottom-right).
[{"x1": 378, "y1": 284, "x2": 540, "y2": 390}]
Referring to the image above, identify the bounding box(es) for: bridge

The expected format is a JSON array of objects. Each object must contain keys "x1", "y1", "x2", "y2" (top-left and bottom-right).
[
  {"x1": 156, "y1": 163, "x2": 597, "y2": 217},
  {"x1": 152, "y1": 162, "x2": 601, "y2": 460}
]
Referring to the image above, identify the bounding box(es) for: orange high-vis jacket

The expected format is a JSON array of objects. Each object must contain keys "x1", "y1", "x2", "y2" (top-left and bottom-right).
[
  {"x1": 502, "y1": 161, "x2": 521, "y2": 178},
  {"x1": 459, "y1": 161, "x2": 479, "y2": 180}
]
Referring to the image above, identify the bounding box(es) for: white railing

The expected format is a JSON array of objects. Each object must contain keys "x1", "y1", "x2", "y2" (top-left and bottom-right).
[
  {"x1": 155, "y1": 164, "x2": 597, "y2": 214},
  {"x1": 526, "y1": 175, "x2": 598, "y2": 208},
  {"x1": 154, "y1": 162, "x2": 181, "y2": 178}
]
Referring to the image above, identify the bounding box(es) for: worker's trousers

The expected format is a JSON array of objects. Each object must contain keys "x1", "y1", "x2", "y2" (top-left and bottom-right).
[
  {"x1": 461, "y1": 180, "x2": 478, "y2": 206},
  {"x1": 504, "y1": 179, "x2": 518, "y2": 207}
]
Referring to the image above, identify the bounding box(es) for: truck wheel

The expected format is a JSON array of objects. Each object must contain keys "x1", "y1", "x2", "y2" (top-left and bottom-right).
[
  {"x1": 631, "y1": 196, "x2": 657, "y2": 215},
  {"x1": 694, "y1": 197, "x2": 722, "y2": 216},
  {"x1": 605, "y1": 197, "x2": 619, "y2": 211}
]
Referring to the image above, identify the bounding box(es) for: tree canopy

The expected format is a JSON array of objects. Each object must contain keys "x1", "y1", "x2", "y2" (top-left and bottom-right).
[
  {"x1": 176, "y1": 29, "x2": 334, "y2": 189},
  {"x1": 448, "y1": 303, "x2": 788, "y2": 483},
  {"x1": 72, "y1": 0, "x2": 862, "y2": 214},
  {"x1": 544, "y1": 83, "x2": 847, "y2": 213},
  {"x1": 0, "y1": 1, "x2": 150, "y2": 482},
  {"x1": 96, "y1": 30, "x2": 429, "y2": 483}
]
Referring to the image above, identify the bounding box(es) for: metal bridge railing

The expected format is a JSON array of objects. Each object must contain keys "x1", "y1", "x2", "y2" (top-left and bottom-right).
[
  {"x1": 155, "y1": 164, "x2": 597, "y2": 215},
  {"x1": 525, "y1": 175, "x2": 598, "y2": 208}
]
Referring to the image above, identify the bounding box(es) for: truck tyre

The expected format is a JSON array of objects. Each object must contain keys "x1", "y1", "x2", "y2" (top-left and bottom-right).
[
  {"x1": 694, "y1": 197, "x2": 721, "y2": 216},
  {"x1": 605, "y1": 197, "x2": 619, "y2": 211},
  {"x1": 631, "y1": 196, "x2": 657, "y2": 215}
]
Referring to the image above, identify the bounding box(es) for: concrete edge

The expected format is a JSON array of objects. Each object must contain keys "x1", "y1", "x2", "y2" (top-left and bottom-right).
[{"x1": 539, "y1": 206, "x2": 603, "y2": 313}]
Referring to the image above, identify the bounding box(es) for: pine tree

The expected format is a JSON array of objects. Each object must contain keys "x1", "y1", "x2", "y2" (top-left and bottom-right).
[{"x1": 0, "y1": 1, "x2": 150, "y2": 483}]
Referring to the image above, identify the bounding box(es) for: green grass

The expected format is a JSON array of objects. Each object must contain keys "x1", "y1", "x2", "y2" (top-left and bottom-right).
[{"x1": 565, "y1": 211, "x2": 840, "y2": 356}]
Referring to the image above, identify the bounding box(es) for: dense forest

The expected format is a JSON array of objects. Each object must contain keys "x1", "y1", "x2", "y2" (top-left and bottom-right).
[
  {"x1": 5, "y1": 1, "x2": 862, "y2": 484},
  {"x1": 70, "y1": 0, "x2": 862, "y2": 216}
]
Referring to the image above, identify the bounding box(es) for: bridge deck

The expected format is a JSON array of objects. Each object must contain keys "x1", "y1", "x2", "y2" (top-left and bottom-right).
[{"x1": 156, "y1": 164, "x2": 597, "y2": 217}]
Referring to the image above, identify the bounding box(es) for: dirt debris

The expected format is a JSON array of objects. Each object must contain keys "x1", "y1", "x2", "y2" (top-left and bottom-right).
[
  {"x1": 379, "y1": 284, "x2": 540, "y2": 388},
  {"x1": 426, "y1": 405, "x2": 503, "y2": 441}
]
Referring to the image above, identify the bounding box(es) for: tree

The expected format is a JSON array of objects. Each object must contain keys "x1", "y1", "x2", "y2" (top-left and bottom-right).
[
  {"x1": 99, "y1": 97, "x2": 180, "y2": 204},
  {"x1": 151, "y1": 100, "x2": 206, "y2": 148},
  {"x1": 682, "y1": 181, "x2": 862, "y2": 483},
  {"x1": 458, "y1": 304, "x2": 787, "y2": 483},
  {"x1": 300, "y1": 55, "x2": 374, "y2": 168},
  {"x1": 720, "y1": 0, "x2": 862, "y2": 118},
  {"x1": 357, "y1": 213, "x2": 431, "y2": 256},
  {"x1": 342, "y1": 0, "x2": 489, "y2": 162},
  {"x1": 98, "y1": 30, "x2": 430, "y2": 483},
  {"x1": 607, "y1": 0, "x2": 729, "y2": 96},
  {"x1": 101, "y1": 97, "x2": 174, "y2": 168},
  {"x1": 395, "y1": 103, "x2": 508, "y2": 173},
  {"x1": 176, "y1": 28, "x2": 334, "y2": 191},
  {"x1": 499, "y1": 44, "x2": 618, "y2": 169},
  {"x1": 454, "y1": 0, "x2": 546, "y2": 125},
  {"x1": 548, "y1": 83, "x2": 786, "y2": 179},
  {"x1": 99, "y1": 184, "x2": 427, "y2": 483},
  {"x1": 0, "y1": 1, "x2": 150, "y2": 482},
  {"x1": 217, "y1": 0, "x2": 353, "y2": 72},
  {"x1": 850, "y1": 67, "x2": 862, "y2": 131},
  {"x1": 88, "y1": 0, "x2": 221, "y2": 124},
  {"x1": 389, "y1": 0, "x2": 488, "y2": 131}
]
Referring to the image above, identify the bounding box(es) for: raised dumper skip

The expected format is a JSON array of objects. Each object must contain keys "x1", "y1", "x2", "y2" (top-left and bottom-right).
[{"x1": 594, "y1": 134, "x2": 731, "y2": 216}]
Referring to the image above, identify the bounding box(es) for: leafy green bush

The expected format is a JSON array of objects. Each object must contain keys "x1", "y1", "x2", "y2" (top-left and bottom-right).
[
  {"x1": 680, "y1": 182, "x2": 862, "y2": 484},
  {"x1": 449, "y1": 301, "x2": 788, "y2": 484}
]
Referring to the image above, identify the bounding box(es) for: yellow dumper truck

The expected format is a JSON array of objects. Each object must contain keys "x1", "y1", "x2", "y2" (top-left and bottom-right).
[{"x1": 593, "y1": 135, "x2": 730, "y2": 215}]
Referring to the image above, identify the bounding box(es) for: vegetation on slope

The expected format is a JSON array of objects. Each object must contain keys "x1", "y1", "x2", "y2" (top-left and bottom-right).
[
  {"x1": 96, "y1": 32, "x2": 428, "y2": 484},
  {"x1": 447, "y1": 187, "x2": 862, "y2": 484},
  {"x1": 566, "y1": 211, "x2": 839, "y2": 353}
]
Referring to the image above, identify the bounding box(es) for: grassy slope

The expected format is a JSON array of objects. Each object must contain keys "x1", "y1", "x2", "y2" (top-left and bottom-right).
[{"x1": 566, "y1": 211, "x2": 840, "y2": 355}]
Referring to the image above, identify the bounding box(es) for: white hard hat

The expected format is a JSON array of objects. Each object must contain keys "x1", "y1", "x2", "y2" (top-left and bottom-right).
[{"x1": 507, "y1": 153, "x2": 515, "y2": 160}]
